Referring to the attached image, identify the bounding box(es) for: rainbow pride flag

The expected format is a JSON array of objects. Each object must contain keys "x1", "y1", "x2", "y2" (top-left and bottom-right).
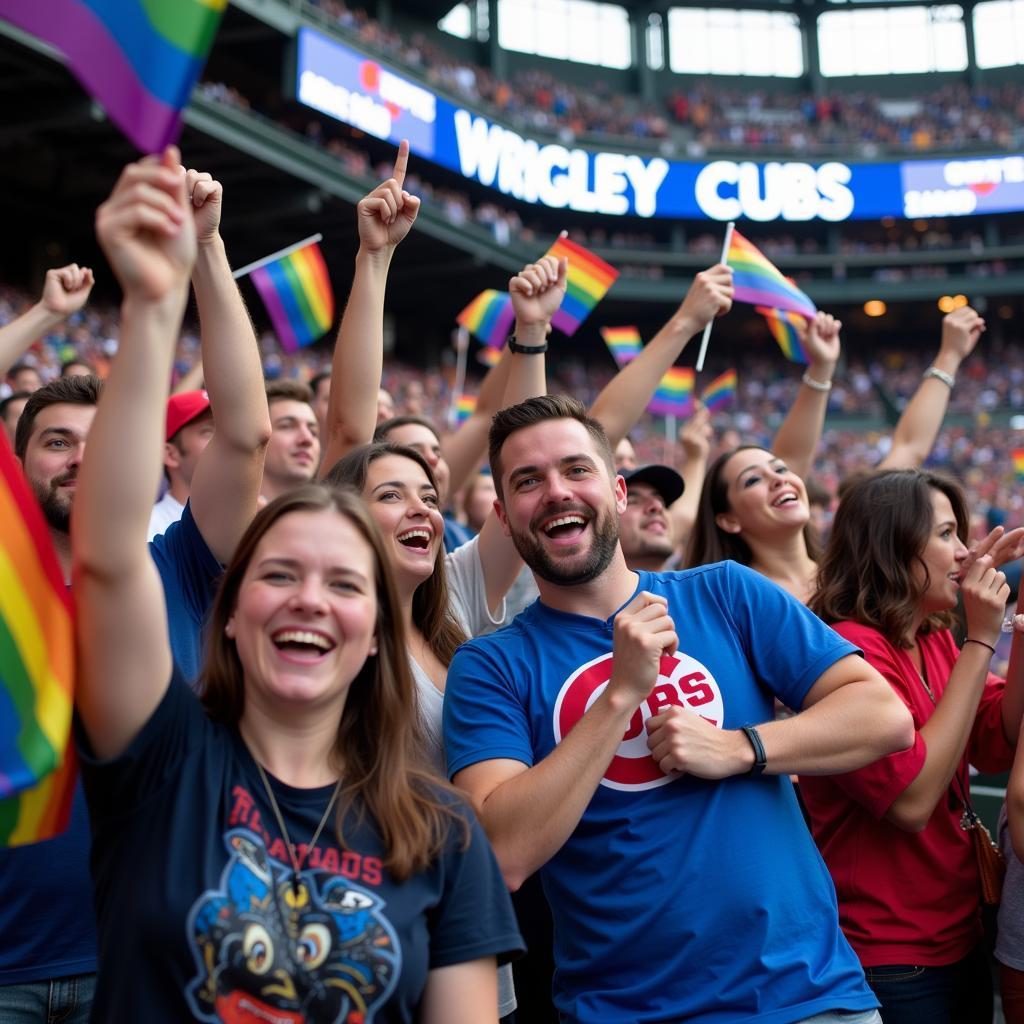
[
  {"x1": 457, "y1": 290, "x2": 515, "y2": 349},
  {"x1": 249, "y1": 239, "x2": 334, "y2": 354},
  {"x1": 728, "y1": 230, "x2": 816, "y2": 320},
  {"x1": 453, "y1": 394, "x2": 477, "y2": 425},
  {"x1": 545, "y1": 237, "x2": 619, "y2": 336},
  {"x1": 476, "y1": 344, "x2": 501, "y2": 368},
  {"x1": 0, "y1": 432, "x2": 76, "y2": 847},
  {"x1": 600, "y1": 326, "x2": 642, "y2": 367},
  {"x1": 0, "y1": 0, "x2": 227, "y2": 153},
  {"x1": 701, "y1": 369, "x2": 737, "y2": 412},
  {"x1": 1013, "y1": 449, "x2": 1024, "y2": 483},
  {"x1": 757, "y1": 307, "x2": 810, "y2": 365},
  {"x1": 649, "y1": 367, "x2": 695, "y2": 417}
]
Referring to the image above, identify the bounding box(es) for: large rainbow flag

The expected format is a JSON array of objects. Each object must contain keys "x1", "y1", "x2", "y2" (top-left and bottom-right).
[
  {"x1": 600, "y1": 326, "x2": 642, "y2": 367},
  {"x1": 249, "y1": 239, "x2": 334, "y2": 354},
  {"x1": 545, "y1": 236, "x2": 619, "y2": 335},
  {"x1": 0, "y1": 0, "x2": 227, "y2": 153},
  {"x1": 701, "y1": 369, "x2": 737, "y2": 412},
  {"x1": 648, "y1": 367, "x2": 695, "y2": 417},
  {"x1": 728, "y1": 230, "x2": 816, "y2": 320},
  {"x1": 0, "y1": 433, "x2": 76, "y2": 847},
  {"x1": 757, "y1": 306, "x2": 810, "y2": 365},
  {"x1": 457, "y1": 290, "x2": 515, "y2": 350}
]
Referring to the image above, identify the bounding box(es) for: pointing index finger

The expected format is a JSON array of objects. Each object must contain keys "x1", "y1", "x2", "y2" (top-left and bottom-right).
[{"x1": 392, "y1": 139, "x2": 409, "y2": 188}]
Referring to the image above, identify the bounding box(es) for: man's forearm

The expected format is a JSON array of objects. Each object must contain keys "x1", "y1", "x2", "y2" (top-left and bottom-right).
[
  {"x1": 0, "y1": 303, "x2": 64, "y2": 377},
  {"x1": 472, "y1": 688, "x2": 637, "y2": 890}
]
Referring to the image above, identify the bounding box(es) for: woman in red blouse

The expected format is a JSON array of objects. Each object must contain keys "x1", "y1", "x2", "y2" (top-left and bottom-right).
[{"x1": 804, "y1": 468, "x2": 1024, "y2": 1024}]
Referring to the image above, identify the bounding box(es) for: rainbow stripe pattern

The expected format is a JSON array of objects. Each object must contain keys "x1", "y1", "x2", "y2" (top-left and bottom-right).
[
  {"x1": 0, "y1": 0, "x2": 227, "y2": 153},
  {"x1": 757, "y1": 307, "x2": 810, "y2": 365},
  {"x1": 648, "y1": 367, "x2": 695, "y2": 417},
  {"x1": 545, "y1": 237, "x2": 619, "y2": 336},
  {"x1": 600, "y1": 326, "x2": 642, "y2": 367},
  {"x1": 454, "y1": 394, "x2": 477, "y2": 425},
  {"x1": 728, "y1": 230, "x2": 816, "y2": 320},
  {"x1": 1013, "y1": 449, "x2": 1024, "y2": 483},
  {"x1": 457, "y1": 290, "x2": 515, "y2": 349},
  {"x1": 701, "y1": 369, "x2": 738, "y2": 412},
  {"x1": 476, "y1": 344, "x2": 501, "y2": 368},
  {"x1": 0, "y1": 432, "x2": 76, "y2": 847},
  {"x1": 251, "y1": 240, "x2": 334, "y2": 354}
]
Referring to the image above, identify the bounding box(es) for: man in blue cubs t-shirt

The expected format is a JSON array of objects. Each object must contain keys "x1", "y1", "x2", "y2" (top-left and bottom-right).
[{"x1": 443, "y1": 396, "x2": 915, "y2": 1024}]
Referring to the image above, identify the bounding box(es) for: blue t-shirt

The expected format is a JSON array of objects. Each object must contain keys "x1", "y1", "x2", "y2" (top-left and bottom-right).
[
  {"x1": 80, "y1": 677, "x2": 524, "y2": 1022},
  {"x1": 0, "y1": 505, "x2": 221, "y2": 985},
  {"x1": 444, "y1": 562, "x2": 876, "y2": 1024},
  {"x1": 443, "y1": 513, "x2": 473, "y2": 553}
]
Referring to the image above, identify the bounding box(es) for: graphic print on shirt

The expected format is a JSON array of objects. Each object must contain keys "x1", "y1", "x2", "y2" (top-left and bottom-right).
[
  {"x1": 553, "y1": 650, "x2": 724, "y2": 791},
  {"x1": 185, "y1": 827, "x2": 401, "y2": 1024}
]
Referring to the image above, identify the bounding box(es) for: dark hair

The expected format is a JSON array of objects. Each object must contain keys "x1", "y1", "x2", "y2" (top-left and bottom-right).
[
  {"x1": 15, "y1": 374, "x2": 102, "y2": 460},
  {"x1": 686, "y1": 445, "x2": 820, "y2": 568},
  {"x1": 324, "y1": 442, "x2": 467, "y2": 667},
  {"x1": 265, "y1": 379, "x2": 313, "y2": 406},
  {"x1": 0, "y1": 390, "x2": 31, "y2": 423},
  {"x1": 199, "y1": 484, "x2": 467, "y2": 879},
  {"x1": 488, "y1": 395, "x2": 614, "y2": 499},
  {"x1": 9, "y1": 362, "x2": 41, "y2": 383},
  {"x1": 309, "y1": 371, "x2": 331, "y2": 397},
  {"x1": 374, "y1": 415, "x2": 441, "y2": 445},
  {"x1": 810, "y1": 469, "x2": 969, "y2": 647}
]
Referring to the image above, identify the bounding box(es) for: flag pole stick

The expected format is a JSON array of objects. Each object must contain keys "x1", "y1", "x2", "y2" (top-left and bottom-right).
[
  {"x1": 694, "y1": 221, "x2": 734, "y2": 373},
  {"x1": 448, "y1": 326, "x2": 469, "y2": 431},
  {"x1": 665, "y1": 414, "x2": 676, "y2": 463},
  {"x1": 232, "y1": 234, "x2": 323, "y2": 280}
]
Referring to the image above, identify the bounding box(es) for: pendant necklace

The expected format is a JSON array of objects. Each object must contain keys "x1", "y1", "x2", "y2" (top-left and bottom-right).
[{"x1": 255, "y1": 761, "x2": 343, "y2": 893}]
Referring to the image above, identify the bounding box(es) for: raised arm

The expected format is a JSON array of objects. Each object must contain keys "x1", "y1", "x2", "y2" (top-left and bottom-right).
[
  {"x1": 0, "y1": 264, "x2": 94, "y2": 376},
  {"x1": 879, "y1": 306, "x2": 984, "y2": 470},
  {"x1": 589, "y1": 265, "x2": 732, "y2": 449},
  {"x1": 770, "y1": 312, "x2": 841, "y2": 480},
  {"x1": 184, "y1": 168, "x2": 271, "y2": 564},
  {"x1": 320, "y1": 140, "x2": 419, "y2": 476},
  {"x1": 452, "y1": 592, "x2": 678, "y2": 890},
  {"x1": 475, "y1": 255, "x2": 566, "y2": 612},
  {"x1": 670, "y1": 402, "x2": 713, "y2": 553},
  {"x1": 74, "y1": 149, "x2": 196, "y2": 761}
]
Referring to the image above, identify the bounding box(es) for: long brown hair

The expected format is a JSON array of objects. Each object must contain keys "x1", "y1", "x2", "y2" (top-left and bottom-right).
[
  {"x1": 686, "y1": 445, "x2": 820, "y2": 568},
  {"x1": 323, "y1": 442, "x2": 467, "y2": 666},
  {"x1": 810, "y1": 469, "x2": 969, "y2": 647},
  {"x1": 199, "y1": 484, "x2": 467, "y2": 880}
]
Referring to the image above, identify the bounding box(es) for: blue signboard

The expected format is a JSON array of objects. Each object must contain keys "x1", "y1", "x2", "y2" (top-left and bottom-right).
[{"x1": 295, "y1": 26, "x2": 1019, "y2": 223}]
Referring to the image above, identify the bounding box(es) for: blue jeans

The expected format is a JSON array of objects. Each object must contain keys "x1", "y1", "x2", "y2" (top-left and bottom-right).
[
  {"x1": 863, "y1": 943, "x2": 992, "y2": 1024},
  {"x1": 0, "y1": 975, "x2": 95, "y2": 1024}
]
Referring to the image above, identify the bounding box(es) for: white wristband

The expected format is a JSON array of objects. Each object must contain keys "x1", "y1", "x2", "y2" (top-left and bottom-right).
[
  {"x1": 923, "y1": 366, "x2": 955, "y2": 389},
  {"x1": 801, "y1": 372, "x2": 832, "y2": 392}
]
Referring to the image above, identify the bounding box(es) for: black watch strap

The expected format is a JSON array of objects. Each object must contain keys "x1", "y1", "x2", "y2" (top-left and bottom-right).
[
  {"x1": 507, "y1": 334, "x2": 548, "y2": 355},
  {"x1": 741, "y1": 725, "x2": 767, "y2": 776}
]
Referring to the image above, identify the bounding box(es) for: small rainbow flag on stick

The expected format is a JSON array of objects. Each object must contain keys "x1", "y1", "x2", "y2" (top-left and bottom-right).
[
  {"x1": 728, "y1": 230, "x2": 817, "y2": 320},
  {"x1": 600, "y1": 326, "x2": 642, "y2": 367},
  {"x1": 701, "y1": 369, "x2": 737, "y2": 412},
  {"x1": 235, "y1": 236, "x2": 334, "y2": 354},
  {"x1": 457, "y1": 290, "x2": 516, "y2": 350},
  {"x1": 1013, "y1": 449, "x2": 1024, "y2": 483},
  {"x1": 757, "y1": 307, "x2": 810, "y2": 365},
  {"x1": 476, "y1": 344, "x2": 501, "y2": 368},
  {"x1": 0, "y1": 432, "x2": 76, "y2": 847},
  {"x1": 0, "y1": 0, "x2": 227, "y2": 153},
  {"x1": 545, "y1": 236, "x2": 619, "y2": 336},
  {"x1": 649, "y1": 367, "x2": 695, "y2": 417},
  {"x1": 453, "y1": 394, "x2": 477, "y2": 425}
]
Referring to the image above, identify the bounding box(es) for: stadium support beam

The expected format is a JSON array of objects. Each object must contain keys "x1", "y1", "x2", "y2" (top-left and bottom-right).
[
  {"x1": 963, "y1": 0, "x2": 980, "y2": 90},
  {"x1": 486, "y1": 0, "x2": 506, "y2": 79},
  {"x1": 630, "y1": 6, "x2": 656, "y2": 102}
]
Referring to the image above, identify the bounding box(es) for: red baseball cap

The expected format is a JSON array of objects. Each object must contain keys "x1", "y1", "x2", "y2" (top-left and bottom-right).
[{"x1": 166, "y1": 390, "x2": 211, "y2": 441}]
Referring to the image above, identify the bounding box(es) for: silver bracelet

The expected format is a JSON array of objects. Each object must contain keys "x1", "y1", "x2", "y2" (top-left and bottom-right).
[
  {"x1": 801, "y1": 372, "x2": 832, "y2": 392},
  {"x1": 923, "y1": 366, "x2": 955, "y2": 389}
]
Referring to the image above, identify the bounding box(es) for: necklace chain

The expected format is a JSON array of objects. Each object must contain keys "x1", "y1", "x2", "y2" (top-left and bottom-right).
[{"x1": 255, "y1": 761, "x2": 342, "y2": 892}]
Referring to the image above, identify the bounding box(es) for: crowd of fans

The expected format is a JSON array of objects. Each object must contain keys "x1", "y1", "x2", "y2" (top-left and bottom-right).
[{"x1": 301, "y1": 0, "x2": 1024, "y2": 155}]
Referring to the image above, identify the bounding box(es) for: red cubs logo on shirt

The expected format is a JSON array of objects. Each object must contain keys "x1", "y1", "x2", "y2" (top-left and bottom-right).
[{"x1": 553, "y1": 651, "x2": 724, "y2": 791}]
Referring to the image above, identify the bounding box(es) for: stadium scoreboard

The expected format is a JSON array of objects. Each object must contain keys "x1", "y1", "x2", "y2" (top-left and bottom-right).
[{"x1": 296, "y1": 26, "x2": 1024, "y2": 224}]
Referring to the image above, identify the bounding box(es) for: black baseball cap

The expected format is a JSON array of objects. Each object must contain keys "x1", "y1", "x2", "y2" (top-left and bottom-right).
[{"x1": 620, "y1": 464, "x2": 684, "y2": 506}]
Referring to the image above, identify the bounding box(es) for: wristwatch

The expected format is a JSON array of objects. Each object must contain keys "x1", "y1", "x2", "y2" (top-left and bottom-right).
[{"x1": 507, "y1": 334, "x2": 548, "y2": 355}]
